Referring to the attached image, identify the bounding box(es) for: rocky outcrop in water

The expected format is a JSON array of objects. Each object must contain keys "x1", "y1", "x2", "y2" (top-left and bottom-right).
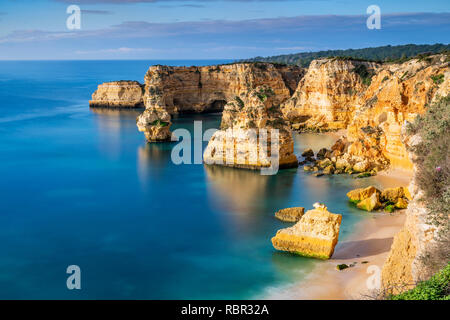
[
  {"x1": 203, "y1": 85, "x2": 298, "y2": 170},
  {"x1": 275, "y1": 207, "x2": 305, "y2": 222},
  {"x1": 89, "y1": 81, "x2": 144, "y2": 108},
  {"x1": 271, "y1": 204, "x2": 342, "y2": 259},
  {"x1": 136, "y1": 107, "x2": 172, "y2": 142}
]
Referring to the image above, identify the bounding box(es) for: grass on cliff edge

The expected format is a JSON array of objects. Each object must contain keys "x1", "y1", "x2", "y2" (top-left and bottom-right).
[
  {"x1": 389, "y1": 263, "x2": 450, "y2": 300},
  {"x1": 407, "y1": 95, "x2": 450, "y2": 275}
]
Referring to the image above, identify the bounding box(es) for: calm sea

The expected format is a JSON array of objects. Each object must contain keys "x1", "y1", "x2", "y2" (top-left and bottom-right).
[{"x1": 0, "y1": 60, "x2": 389, "y2": 299}]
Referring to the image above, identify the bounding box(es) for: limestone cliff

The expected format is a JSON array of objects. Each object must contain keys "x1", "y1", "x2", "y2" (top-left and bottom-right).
[
  {"x1": 203, "y1": 85, "x2": 298, "y2": 170},
  {"x1": 89, "y1": 81, "x2": 144, "y2": 108},
  {"x1": 282, "y1": 58, "x2": 380, "y2": 130},
  {"x1": 289, "y1": 55, "x2": 449, "y2": 171},
  {"x1": 143, "y1": 63, "x2": 303, "y2": 114},
  {"x1": 346, "y1": 55, "x2": 449, "y2": 170}
]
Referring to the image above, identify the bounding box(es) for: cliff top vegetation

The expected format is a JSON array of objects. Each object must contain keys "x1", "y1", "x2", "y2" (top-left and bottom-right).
[{"x1": 242, "y1": 43, "x2": 450, "y2": 67}]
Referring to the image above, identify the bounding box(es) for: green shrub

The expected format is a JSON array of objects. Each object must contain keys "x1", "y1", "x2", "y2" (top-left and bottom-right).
[
  {"x1": 431, "y1": 74, "x2": 444, "y2": 85},
  {"x1": 235, "y1": 96, "x2": 245, "y2": 109},
  {"x1": 389, "y1": 263, "x2": 450, "y2": 300},
  {"x1": 353, "y1": 64, "x2": 374, "y2": 86},
  {"x1": 150, "y1": 120, "x2": 169, "y2": 127},
  {"x1": 384, "y1": 205, "x2": 395, "y2": 213}
]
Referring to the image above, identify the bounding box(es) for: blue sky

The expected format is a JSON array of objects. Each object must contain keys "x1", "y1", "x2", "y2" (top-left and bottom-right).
[{"x1": 0, "y1": 0, "x2": 449, "y2": 60}]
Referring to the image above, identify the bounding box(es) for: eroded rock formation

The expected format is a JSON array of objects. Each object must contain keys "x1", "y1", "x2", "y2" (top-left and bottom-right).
[
  {"x1": 203, "y1": 85, "x2": 298, "y2": 170},
  {"x1": 144, "y1": 63, "x2": 303, "y2": 114},
  {"x1": 275, "y1": 207, "x2": 305, "y2": 222},
  {"x1": 136, "y1": 107, "x2": 172, "y2": 142},
  {"x1": 346, "y1": 55, "x2": 449, "y2": 170},
  {"x1": 89, "y1": 81, "x2": 144, "y2": 108},
  {"x1": 282, "y1": 58, "x2": 380, "y2": 130},
  {"x1": 290, "y1": 55, "x2": 449, "y2": 171},
  {"x1": 271, "y1": 204, "x2": 342, "y2": 259}
]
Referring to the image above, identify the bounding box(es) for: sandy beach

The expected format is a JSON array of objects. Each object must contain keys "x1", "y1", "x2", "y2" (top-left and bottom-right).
[
  {"x1": 266, "y1": 170, "x2": 411, "y2": 300},
  {"x1": 292, "y1": 210, "x2": 406, "y2": 299}
]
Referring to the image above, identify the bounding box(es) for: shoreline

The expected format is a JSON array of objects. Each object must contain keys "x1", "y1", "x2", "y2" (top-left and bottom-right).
[
  {"x1": 265, "y1": 211, "x2": 406, "y2": 300},
  {"x1": 264, "y1": 169, "x2": 411, "y2": 300}
]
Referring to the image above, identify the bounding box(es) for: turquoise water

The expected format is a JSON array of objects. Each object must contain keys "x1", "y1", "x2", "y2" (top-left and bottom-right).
[{"x1": 0, "y1": 61, "x2": 388, "y2": 299}]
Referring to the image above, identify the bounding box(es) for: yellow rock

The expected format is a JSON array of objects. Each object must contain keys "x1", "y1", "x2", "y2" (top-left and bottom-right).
[
  {"x1": 357, "y1": 193, "x2": 382, "y2": 211},
  {"x1": 271, "y1": 206, "x2": 342, "y2": 259},
  {"x1": 347, "y1": 186, "x2": 380, "y2": 202},
  {"x1": 203, "y1": 85, "x2": 299, "y2": 170},
  {"x1": 403, "y1": 187, "x2": 412, "y2": 200},
  {"x1": 275, "y1": 207, "x2": 305, "y2": 222},
  {"x1": 395, "y1": 198, "x2": 409, "y2": 209},
  {"x1": 381, "y1": 187, "x2": 407, "y2": 203}
]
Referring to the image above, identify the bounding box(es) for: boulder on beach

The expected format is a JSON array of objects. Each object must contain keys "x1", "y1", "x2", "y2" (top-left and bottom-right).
[
  {"x1": 357, "y1": 192, "x2": 382, "y2": 211},
  {"x1": 301, "y1": 149, "x2": 314, "y2": 157},
  {"x1": 352, "y1": 160, "x2": 370, "y2": 173},
  {"x1": 271, "y1": 205, "x2": 342, "y2": 259},
  {"x1": 347, "y1": 186, "x2": 381, "y2": 203},
  {"x1": 347, "y1": 185, "x2": 410, "y2": 212},
  {"x1": 317, "y1": 158, "x2": 332, "y2": 169},
  {"x1": 275, "y1": 207, "x2": 305, "y2": 222},
  {"x1": 381, "y1": 187, "x2": 410, "y2": 203},
  {"x1": 323, "y1": 165, "x2": 335, "y2": 175},
  {"x1": 394, "y1": 198, "x2": 409, "y2": 209}
]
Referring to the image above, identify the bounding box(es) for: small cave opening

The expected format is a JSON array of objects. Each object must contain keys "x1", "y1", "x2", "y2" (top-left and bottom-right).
[{"x1": 208, "y1": 100, "x2": 227, "y2": 112}]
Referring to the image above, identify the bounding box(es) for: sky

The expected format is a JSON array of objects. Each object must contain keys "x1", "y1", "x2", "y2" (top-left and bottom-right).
[{"x1": 0, "y1": 0, "x2": 449, "y2": 60}]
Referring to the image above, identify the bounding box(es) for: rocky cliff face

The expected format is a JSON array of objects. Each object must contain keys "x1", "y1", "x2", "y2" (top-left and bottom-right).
[
  {"x1": 381, "y1": 132, "x2": 439, "y2": 293},
  {"x1": 288, "y1": 55, "x2": 449, "y2": 171},
  {"x1": 203, "y1": 85, "x2": 298, "y2": 170},
  {"x1": 282, "y1": 58, "x2": 380, "y2": 130},
  {"x1": 346, "y1": 55, "x2": 449, "y2": 170},
  {"x1": 143, "y1": 63, "x2": 303, "y2": 114},
  {"x1": 136, "y1": 62, "x2": 302, "y2": 143},
  {"x1": 89, "y1": 81, "x2": 144, "y2": 108}
]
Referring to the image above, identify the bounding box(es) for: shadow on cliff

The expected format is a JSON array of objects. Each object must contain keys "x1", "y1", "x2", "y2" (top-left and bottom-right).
[{"x1": 332, "y1": 237, "x2": 394, "y2": 259}]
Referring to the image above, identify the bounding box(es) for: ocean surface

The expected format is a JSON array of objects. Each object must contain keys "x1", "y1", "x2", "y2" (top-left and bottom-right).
[{"x1": 0, "y1": 60, "x2": 391, "y2": 299}]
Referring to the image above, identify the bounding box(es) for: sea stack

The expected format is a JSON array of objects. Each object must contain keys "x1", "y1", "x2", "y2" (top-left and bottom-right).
[
  {"x1": 271, "y1": 205, "x2": 342, "y2": 259},
  {"x1": 136, "y1": 107, "x2": 172, "y2": 142},
  {"x1": 203, "y1": 85, "x2": 298, "y2": 170},
  {"x1": 89, "y1": 80, "x2": 144, "y2": 108}
]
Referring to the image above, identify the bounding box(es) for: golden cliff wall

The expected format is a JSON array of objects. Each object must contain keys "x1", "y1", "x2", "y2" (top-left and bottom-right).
[
  {"x1": 281, "y1": 58, "x2": 380, "y2": 130},
  {"x1": 346, "y1": 55, "x2": 450, "y2": 170},
  {"x1": 143, "y1": 63, "x2": 304, "y2": 114},
  {"x1": 285, "y1": 55, "x2": 449, "y2": 171}
]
